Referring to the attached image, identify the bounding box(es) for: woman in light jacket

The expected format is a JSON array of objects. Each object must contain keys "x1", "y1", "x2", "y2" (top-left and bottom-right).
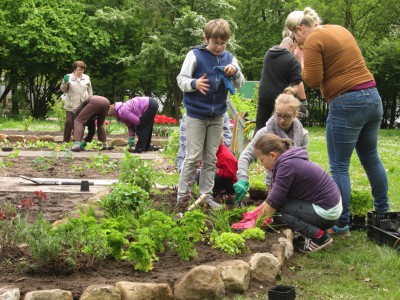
[{"x1": 60, "y1": 60, "x2": 93, "y2": 142}]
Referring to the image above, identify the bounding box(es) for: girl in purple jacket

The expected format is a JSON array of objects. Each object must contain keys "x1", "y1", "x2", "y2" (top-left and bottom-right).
[
  {"x1": 109, "y1": 97, "x2": 159, "y2": 153},
  {"x1": 254, "y1": 133, "x2": 342, "y2": 253}
]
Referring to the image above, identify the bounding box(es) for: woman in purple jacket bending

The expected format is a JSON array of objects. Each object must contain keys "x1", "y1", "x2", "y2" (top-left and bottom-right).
[
  {"x1": 254, "y1": 133, "x2": 342, "y2": 253},
  {"x1": 109, "y1": 97, "x2": 159, "y2": 153}
]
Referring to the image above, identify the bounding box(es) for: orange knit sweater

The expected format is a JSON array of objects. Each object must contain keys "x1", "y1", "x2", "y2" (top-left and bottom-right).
[{"x1": 302, "y1": 25, "x2": 374, "y2": 101}]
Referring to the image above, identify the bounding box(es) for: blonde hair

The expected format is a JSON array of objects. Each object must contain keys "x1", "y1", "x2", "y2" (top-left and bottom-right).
[
  {"x1": 274, "y1": 87, "x2": 301, "y2": 113},
  {"x1": 254, "y1": 133, "x2": 293, "y2": 155},
  {"x1": 204, "y1": 19, "x2": 231, "y2": 41},
  {"x1": 285, "y1": 7, "x2": 322, "y2": 33}
]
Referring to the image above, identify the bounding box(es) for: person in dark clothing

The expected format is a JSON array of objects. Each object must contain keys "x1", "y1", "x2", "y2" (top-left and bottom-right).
[
  {"x1": 253, "y1": 133, "x2": 342, "y2": 253},
  {"x1": 254, "y1": 37, "x2": 307, "y2": 136},
  {"x1": 71, "y1": 96, "x2": 110, "y2": 151}
]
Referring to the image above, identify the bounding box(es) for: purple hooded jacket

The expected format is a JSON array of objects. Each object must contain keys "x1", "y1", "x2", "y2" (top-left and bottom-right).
[
  {"x1": 267, "y1": 147, "x2": 340, "y2": 210},
  {"x1": 114, "y1": 97, "x2": 150, "y2": 137}
]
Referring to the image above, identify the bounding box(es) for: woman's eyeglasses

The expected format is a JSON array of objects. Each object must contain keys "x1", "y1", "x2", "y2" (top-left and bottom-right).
[{"x1": 275, "y1": 114, "x2": 293, "y2": 121}]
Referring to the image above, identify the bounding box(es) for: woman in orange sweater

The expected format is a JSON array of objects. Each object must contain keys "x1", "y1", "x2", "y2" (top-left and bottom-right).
[{"x1": 284, "y1": 7, "x2": 389, "y2": 235}]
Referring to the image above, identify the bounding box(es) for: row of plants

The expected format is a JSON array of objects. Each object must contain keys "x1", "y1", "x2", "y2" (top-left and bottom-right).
[{"x1": 0, "y1": 151, "x2": 272, "y2": 273}]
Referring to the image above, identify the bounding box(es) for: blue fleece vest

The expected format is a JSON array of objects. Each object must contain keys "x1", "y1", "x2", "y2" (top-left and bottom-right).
[{"x1": 184, "y1": 47, "x2": 234, "y2": 119}]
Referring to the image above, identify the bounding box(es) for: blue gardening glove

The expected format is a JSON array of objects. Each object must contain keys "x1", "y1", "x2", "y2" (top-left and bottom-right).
[
  {"x1": 233, "y1": 180, "x2": 249, "y2": 205},
  {"x1": 128, "y1": 136, "x2": 135, "y2": 147},
  {"x1": 213, "y1": 66, "x2": 235, "y2": 95},
  {"x1": 63, "y1": 74, "x2": 69, "y2": 82}
]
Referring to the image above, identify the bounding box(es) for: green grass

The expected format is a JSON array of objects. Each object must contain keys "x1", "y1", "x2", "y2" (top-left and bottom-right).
[
  {"x1": 230, "y1": 126, "x2": 400, "y2": 300},
  {"x1": 0, "y1": 116, "x2": 128, "y2": 134}
]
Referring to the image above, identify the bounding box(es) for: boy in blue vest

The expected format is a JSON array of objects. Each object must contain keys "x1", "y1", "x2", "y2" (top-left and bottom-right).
[{"x1": 176, "y1": 19, "x2": 244, "y2": 210}]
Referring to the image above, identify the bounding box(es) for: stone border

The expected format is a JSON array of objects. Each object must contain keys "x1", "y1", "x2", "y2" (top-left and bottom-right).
[{"x1": 0, "y1": 226, "x2": 294, "y2": 300}]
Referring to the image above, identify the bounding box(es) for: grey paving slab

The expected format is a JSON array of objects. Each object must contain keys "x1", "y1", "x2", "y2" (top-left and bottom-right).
[
  {"x1": 0, "y1": 150, "x2": 161, "y2": 159},
  {"x1": 0, "y1": 177, "x2": 113, "y2": 194}
]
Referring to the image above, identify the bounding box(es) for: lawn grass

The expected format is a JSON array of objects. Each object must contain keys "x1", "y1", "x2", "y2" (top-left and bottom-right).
[
  {"x1": 0, "y1": 116, "x2": 128, "y2": 134},
  {"x1": 228, "y1": 126, "x2": 400, "y2": 300}
]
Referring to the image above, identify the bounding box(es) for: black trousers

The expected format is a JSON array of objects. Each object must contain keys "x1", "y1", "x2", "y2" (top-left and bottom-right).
[
  {"x1": 253, "y1": 101, "x2": 274, "y2": 137},
  {"x1": 135, "y1": 98, "x2": 159, "y2": 151}
]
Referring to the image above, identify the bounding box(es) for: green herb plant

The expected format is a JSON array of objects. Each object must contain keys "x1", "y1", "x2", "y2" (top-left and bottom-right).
[
  {"x1": 119, "y1": 152, "x2": 154, "y2": 192},
  {"x1": 101, "y1": 182, "x2": 151, "y2": 217},
  {"x1": 210, "y1": 230, "x2": 246, "y2": 255},
  {"x1": 22, "y1": 116, "x2": 33, "y2": 130}
]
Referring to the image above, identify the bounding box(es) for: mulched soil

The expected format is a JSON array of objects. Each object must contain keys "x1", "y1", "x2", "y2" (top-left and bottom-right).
[{"x1": 0, "y1": 131, "x2": 296, "y2": 299}]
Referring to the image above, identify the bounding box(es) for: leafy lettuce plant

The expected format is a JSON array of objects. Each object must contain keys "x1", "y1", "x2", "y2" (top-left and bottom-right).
[{"x1": 211, "y1": 231, "x2": 246, "y2": 255}]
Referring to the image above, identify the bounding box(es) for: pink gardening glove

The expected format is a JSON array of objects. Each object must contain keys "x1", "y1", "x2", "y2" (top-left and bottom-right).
[{"x1": 231, "y1": 203, "x2": 273, "y2": 229}]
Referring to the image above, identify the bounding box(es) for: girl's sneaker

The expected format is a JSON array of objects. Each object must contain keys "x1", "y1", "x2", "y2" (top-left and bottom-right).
[
  {"x1": 327, "y1": 225, "x2": 350, "y2": 237},
  {"x1": 300, "y1": 232, "x2": 333, "y2": 253}
]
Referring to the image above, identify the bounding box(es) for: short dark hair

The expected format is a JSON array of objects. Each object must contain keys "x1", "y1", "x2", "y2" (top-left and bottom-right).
[{"x1": 73, "y1": 61, "x2": 87, "y2": 70}]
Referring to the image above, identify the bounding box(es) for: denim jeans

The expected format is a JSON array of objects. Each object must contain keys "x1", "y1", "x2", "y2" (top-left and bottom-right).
[
  {"x1": 326, "y1": 88, "x2": 389, "y2": 226},
  {"x1": 177, "y1": 115, "x2": 224, "y2": 202}
]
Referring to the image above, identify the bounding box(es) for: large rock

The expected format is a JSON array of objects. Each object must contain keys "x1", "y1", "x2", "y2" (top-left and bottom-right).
[
  {"x1": 24, "y1": 289, "x2": 73, "y2": 300},
  {"x1": 278, "y1": 237, "x2": 294, "y2": 260},
  {"x1": 39, "y1": 135, "x2": 55, "y2": 142},
  {"x1": 0, "y1": 286, "x2": 20, "y2": 300},
  {"x1": 249, "y1": 253, "x2": 281, "y2": 282},
  {"x1": 80, "y1": 284, "x2": 121, "y2": 300},
  {"x1": 110, "y1": 138, "x2": 126, "y2": 147},
  {"x1": 174, "y1": 265, "x2": 225, "y2": 300},
  {"x1": 6, "y1": 135, "x2": 24, "y2": 143},
  {"x1": 25, "y1": 135, "x2": 39, "y2": 143},
  {"x1": 0, "y1": 134, "x2": 6, "y2": 142},
  {"x1": 216, "y1": 260, "x2": 250, "y2": 292},
  {"x1": 115, "y1": 282, "x2": 172, "y2": 300}
]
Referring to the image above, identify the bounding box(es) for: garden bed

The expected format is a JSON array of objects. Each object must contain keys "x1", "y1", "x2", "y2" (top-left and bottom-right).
[{"x1": 0, "y1": 140, "x2": 293, "y2": 299}]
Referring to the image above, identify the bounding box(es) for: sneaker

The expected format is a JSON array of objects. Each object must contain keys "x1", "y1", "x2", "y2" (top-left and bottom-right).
[
  {"x1": 300, "y1": 233, "x2": 333, "y2": 253},
  {"x1": 71, "y1": 147, "x2": 82, "y2": 152},
  {"x1": 128, "y1": 148, "x2": 142, "y2": 153},
  {"x1": 205, "y1": 196, "x2": 224, "y2": 211},
  {"x1": 327, "y1": 225, "x2": 350, "y2": 237},
  {"x1": 147, "y1": 145, "x2": 161, "y2": 151}
]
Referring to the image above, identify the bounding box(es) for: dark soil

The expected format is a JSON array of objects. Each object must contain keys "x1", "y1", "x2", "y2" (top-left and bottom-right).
[{"x1": 0, "y1": 133, "x2": 295, "y2": 299}]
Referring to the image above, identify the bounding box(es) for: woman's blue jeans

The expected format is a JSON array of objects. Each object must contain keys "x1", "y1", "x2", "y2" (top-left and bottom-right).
[{"x1": 327, "y1": 88, "x2": 389, "y2": 226}]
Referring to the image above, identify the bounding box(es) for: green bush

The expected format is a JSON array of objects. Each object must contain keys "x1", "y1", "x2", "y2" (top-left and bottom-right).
[
  {"x1": 118, "y1": 152, "x2": 154, "y2": 192},
  {"x1": 350, "y1": 189, "x2": 373, "y2": 216},
  {"x1": 101, "y1": 182, "x2": 150, "y2": 217}
]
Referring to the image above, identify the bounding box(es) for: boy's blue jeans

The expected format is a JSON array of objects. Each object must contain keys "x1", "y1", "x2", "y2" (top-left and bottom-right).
[
  {"x1": 326, "y1": 88, "x2": 389, "y2": 226},
  {"x1": 177, "y1": 115, "x2": 224, "y2": 202}
]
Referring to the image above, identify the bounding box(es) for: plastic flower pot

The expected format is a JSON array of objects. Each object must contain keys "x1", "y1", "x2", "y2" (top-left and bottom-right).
[{"x1": 268, "y1": 285, "x2": 296, "y2": 300}]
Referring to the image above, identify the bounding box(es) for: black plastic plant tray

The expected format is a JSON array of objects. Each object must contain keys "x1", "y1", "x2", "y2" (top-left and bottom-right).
[{"x1": 367, "y1": 211, "x2": 400, "y2": 253}]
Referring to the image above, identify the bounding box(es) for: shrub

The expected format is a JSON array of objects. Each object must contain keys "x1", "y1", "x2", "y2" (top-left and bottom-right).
[
  {"x1": 118, "y1": 152, "x2": 154, "y2": 192},
  {"x1": 101, "y1": 182, "x2": 151, "y2": 217},
  {"x1": 350, "y1": 189, "x2": 373, "y2": 216}
]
